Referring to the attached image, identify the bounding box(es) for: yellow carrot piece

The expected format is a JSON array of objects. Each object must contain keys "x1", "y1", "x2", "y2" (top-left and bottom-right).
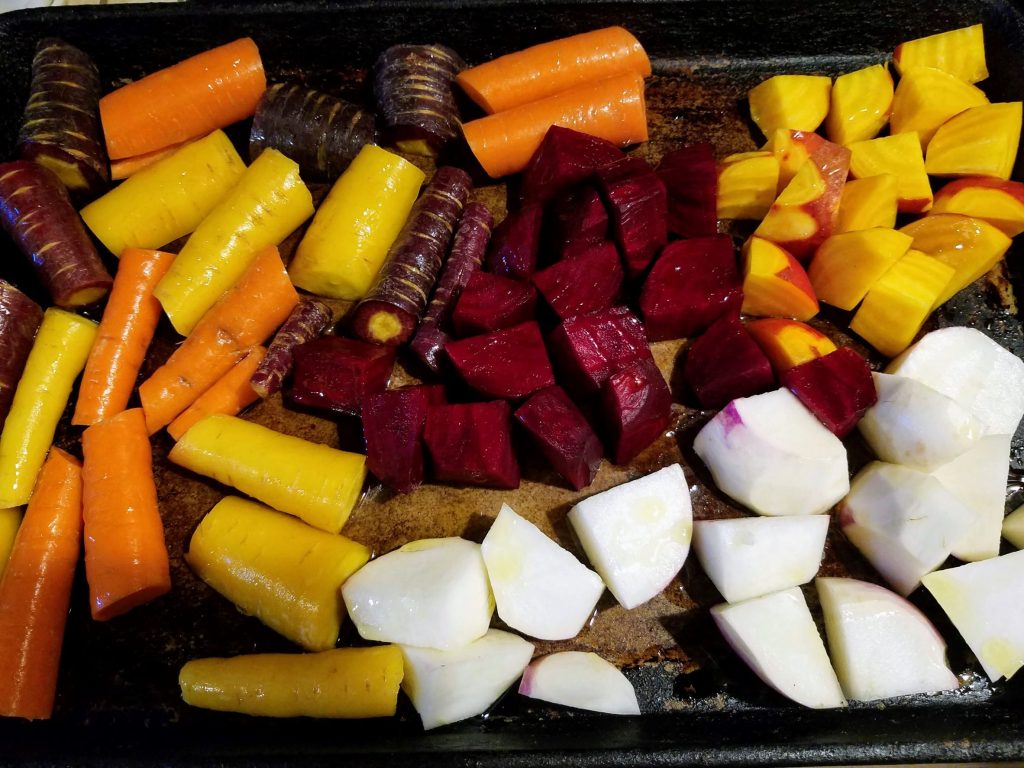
[
  {"x1": 169, "y1": 414, "x2": 366, "y2": 533},
  {"x1": 186, "y1": 496, "x2": 370, "y2": 650},
  {"x1": 0, "y1": 309, "x2": 97, "y2": 508},
  {"x1": 0, "y1": 508, "x2": 21, "y2": 580},
  {"x1": 289, "y1": 145, "x2": 425, "y2": 300},
  {"x1": 80, "y1": 130, "x2": 246, "y2": 257},
  {"x1": 179, "y1": 645, "x2": 404, "y2": 718},
  {"x1": 155, "y1": 148, "x2": 314, "y2": 336}
]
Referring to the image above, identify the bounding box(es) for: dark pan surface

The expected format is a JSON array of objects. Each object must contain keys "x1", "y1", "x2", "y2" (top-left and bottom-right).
[{"x1": 2, "y1": 1, "x2": 1024, "y2": 765}]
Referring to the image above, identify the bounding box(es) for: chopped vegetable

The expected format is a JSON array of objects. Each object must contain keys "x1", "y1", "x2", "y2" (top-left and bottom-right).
[
  {"x1": 532, "y1": 243, "x2": 623, "y2": 321},
  {"x1": 781, "y1": 347, "x2": 877, "y2": 437},
  {"x1": 849, "y1": 133, "x2": 933, "y2": 213},
  {"x1": 424, "y1": 401, "x2": 520, "y2": 489},
  {"x1": 250, "y1": 299, "x2": 332, "y2": 399},
  {"x1": 167, "y1": 346, "x2": 266, "y2": 441},
  {"x1": 485, "y1": 204, "x2": 543, "y2": 281},
  {"x1": 931, "y1": 177, "x2": 1024, "y2": 236},
  {"x1": 514, "y1": 386, "x2": 602, "y2": 490},
  {"x1": 825, "y1": 64, "x2": 893, "y2": 146},
  {"x1": 600, "y1": 356, "x2": 672, "y2": 465},
  {"x1": 656, "y1": 143, "x2": 718, "y2": 237},
  {"x1": 740, "y1": 237, "x2": 819, "y2": 321},
  {"x1": 289, "y1": 337, "x2": 395, "y2": 416},
  {"x1": 518, "y1": 126, "x2": 623, "y2": 204},
  {"x1": 890, "y1": 66, "x2": 988, "y2": 150},
  {"x1": 109, "y1": 139, "x2": 196, "y2": 181},
  {"x1": 548, "y1": 186, "x2": 610, "y2": 255},
  {"x1": 716, "y1": 151, "x2": 780, "y2": 220},
  {"x1": 363, "y1": 386, "x2": 439, "y2": 494},
  {"x1": 812, "y1": 226, "x2": 914, "y2": 311},
  {"x1": 0, "y1": 281, "x2": 43, "y2": 433},
  {"x1": 452, "y1": 271, "x2": 538, "y2": 337},
  {"x1": 0, "y1": 509, "x2": 20, "y2": 581},
  {"x1": 748, "y1": 75, "x2": 832, "y2": 137},
  {"x1": 444, "y1": 322, "x2": 556, "y2": 401},
  {"x1": 746, "y1": 318, "x2": 837, "y2": 374},
  {"x1": 548, "y1": 306, "x2": 651, "y2": 395},
  {"x1": 597, "y1": 158, "x2": 667, "y2": 278},
  {"x1": 925, "y1": 102, "x2": 1023, "y2": 181},
  {"x1": 683, "y1": 313, "x2": 775, "y2": 410},
  {"x1": 893, "y1": 24, "x2": 988, "y2": 84},
  {"x1": 835, "y1": 174, "x2": 899, "y2": 233}
]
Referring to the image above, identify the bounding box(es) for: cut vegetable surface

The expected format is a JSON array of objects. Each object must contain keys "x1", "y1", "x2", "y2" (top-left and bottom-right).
[
  {"x1": 514, "y1": 386, "x2": 603, "y2": 491},
  {"x1": 289, "y1": 337, "x2": 395, "y2": 416},
  {"x1": 893, "y1": 24, "x2": 988, "y2": 84},
  {"x1": 249, "y1": 299, "x2": 332, "y2": 399},
  {"x1": 925, "y1": 102, "x2": 1023, "y2": 181},
  {"x1": 453, "y1": 271, "x2": 538, "y2": 337},
  {"x1": 424, "y1": 401, "x2": 520, "y2": 489},
  {"x1": 748, "y1": 75, "x2": 831, "y2": 137},
  {"x1": 445, "y1": 322, "x2": 555, "y2": 401},
  {"x1": 167, "y1": 346, "x2": 265, "y2": 441},
  {"x1": 519, "y1": 652, "x2": 640, "y2": 715},
  {"x1": 825, "y1": 64, "x2": 893, "y2": 146},
  {"x1": 363, "y1": 386, "x2": 438, "y2": 494}
]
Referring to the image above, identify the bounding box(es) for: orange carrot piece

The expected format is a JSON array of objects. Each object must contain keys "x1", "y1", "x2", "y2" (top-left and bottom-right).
[
  {"x1": 82, "y1": 408, "x2": 170, "y2": 621},
  {"x1": 72, "y1": 248, "x2": 175, "y2": 427},
  {"x1": 109, "y1": 139, "x2": 196, "y2": 181},
  {"x1": 139, "y1": 245, "x2": 298, "y2": 434},
  {"x1": 456, "y1": 26, "x2": 651, "y2": 114},
  {"x1": 167, "y1": 346, "x2": 266, "y2": 441},
  {"x1": 0, "y1": 448, "x2": 82, "y2": 719},
  {"x1": 462, "y1": 72, "x2": 648, "y2": 178},
  {"x1": 100, "y1": 38, "x2": 266, "y2": 160}
]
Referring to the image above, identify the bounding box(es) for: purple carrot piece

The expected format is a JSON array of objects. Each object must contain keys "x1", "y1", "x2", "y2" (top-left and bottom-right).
[
  {"x1": 657, "y1": 144, "x2": 718, "y2": 238},
  {"x1": 548, "y1": 306, "x2": 652, "y2": 396},
  {"x1": 452, "y1": 271, "x2": 538, "y2": 338},
  {"x1": 683, "y1": 313, "x2": 775, "y2": 409},
  {"x1": 424, "y1": 401, "x2": 520, "y2": 489},
  {"x1": 781, "y1": 347, "x2": 877, "y2": 437},
  {"x1": 250, "y1": 297, "x2": 333, "y2": 398},
  {"x1": 597, "y1": 158, "x2": 668, "y2": 279},
  {"x1": 532, "y1": 241, "x2": 623, "y2": 321},
  {"x1": 514, "y1": 385, "x2": 603, "y2": 490},
  {"x1": 444, "y1": 321, "x2": 555, "y2": 401},
  {"x1": 289, "y1": 336, "x2": 396, "y2": 415},
  {"x1": 0, "y1": 280, "x2": 44, "y2": 432},
  {"x1": 601, "y1": 357, "x2": 672, "y2": 465},
  {"x1": 519, "y1": 126, "x2": 624, "y2": 205},
  {"x1": 486, "y1": 204, "x2": 543, "y2": 281},
  {"x1": 363, "y1": 385, "x2": 439, "y2": 494}
]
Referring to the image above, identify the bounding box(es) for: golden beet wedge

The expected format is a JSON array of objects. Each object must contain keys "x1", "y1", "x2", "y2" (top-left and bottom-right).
[
  {"x1": 748, "y1": 74, "x2": 832, "y2": 137},
  {"x1": 890, "y1": 66, "x2": 988, "y2": 150},
  {"x1": 716, "y1": 151, "x2": 780, "y2": 220},
  {"x1": 848, "y1": 133, "x2": 933, "y2": 213},
  {"x1": 849, "y1": 250, "x2": 954, "y2": 357},
  {"x1": 901, "y1": 213, "x2": 1012, "y2": 307},
  {"x1": 925, "y1": 102, "x2": 1023, "y2": 181},
  {"x1": 746, "y1": 318, "x2": 837, "y2": 373},
  {"x1": 893, "y1": 24, "x2": 988, "y2": 84},
  {"x1": 809, "y1": 227, "x2": 913, "y2": 311},
  {"x1": 741, "y1": 236, "x2": 819, "y2": 321},
  {"x1": 931, "y1": 177, "x2": 1024, "y2": 236},
  {"x1": 826, "y1": 64, "x2": 893, "y2": 146},
  {"x1": 764, "y1": 129, "x2": 826, "y2": 192},
  {"x1": 836, "y1": 174, "x2": 899, "y2": 233}
]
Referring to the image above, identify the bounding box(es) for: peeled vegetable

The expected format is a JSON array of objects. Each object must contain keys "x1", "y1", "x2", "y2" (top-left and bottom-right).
[
  {"x1": 250, "y1": 298, "x2": 333, "y2": 399},
  {"x1": 0, "y1": 282, "x2": 43, "y2": 433},
  {"x1": 519, "y1": 652, "x2": 639, "y2": 715},
  {"x1": 289, "y1": 337, "x2": 395, "y2": 416},
  {"x1": 424, "y1": 401, "x2": 520, "y2": 489}
]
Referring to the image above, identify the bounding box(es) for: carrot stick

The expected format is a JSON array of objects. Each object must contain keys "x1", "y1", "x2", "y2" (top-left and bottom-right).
[
  {"x1": 73, "y1": 248, "x2": 175, "y2": 427},
  {"x1": 82, "y1": 408, "x2": 170, "y2": 621},
  {"x1": 167, "y1": 346, "x2": 266, "y2": 441},
  {"x1": 457, "y1": 26, "x2": 651, "y2": 115},
  {"x1": 0, "y1": 448, "x2": 82, "y2": 719},
  {"x1": 461, "y1": 72, "x2": 649, "y2": 178},
  {"x1": 0, "y1": 507, "x2": 21, "y2": 581},
  {"x1": 110, "y1": 139, "x2": 195, "y2": 181},
  {"x1": 139, "y1": 245, "x2": 298, "y2": 434},
  {"x1": 100, "y1": 38, "x2": 266, "y2": 160}
]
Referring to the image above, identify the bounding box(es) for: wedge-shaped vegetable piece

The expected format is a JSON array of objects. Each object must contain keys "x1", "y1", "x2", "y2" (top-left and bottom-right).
[
  {"x1": 781, "y1": 347, "x2": 877, "y2": 438},
  {"x1": 250, "y1": 298, "x2": 332, "y2": 399},
  {"x1": 445, "y1": 322, "x2": 554, "y2": 401},
  {"x1": 363, "y1": 386, "x2": 440, "y2": 495},
  {"x1": 81, "y1": 130, "x2": 247, "y2": 257},
  {"x1": 748, "y1": 75, "x2": 831, "y2": 137},
  {"x1": 764, "y1": 129, "x2": 825, "y2": 193},
  {"x1": 893, "y1": 24, "x2": 988, "y2": 84},
  {"x1": 548, "y1": 186, "x2": 609, "y2": 256},
  {"x1": 180, "y1": 646, "x2": 403, "y2": 718},
  {"x1": 167, "y1": 346, "x2": 265, "y2": 441},
  {"x1": 514, "y1": 386, "x2": 602, "y2": 491},
  {"x1": 683, "y1": 313, "x2": 775, "y2": 410},
  {"x1": 711, "y1": 587, "x2": 845, "y2": 709},
  {"x1": 518, "y1": 126, "x2": 623, "y2": 205},
  {"x1": 849, "y1": 250, "x2": 954, "y2": 357},
  {"x1": 482, "y1": 504, "x2": 604, "y2": 640},
  {"x1": 657, "y1": 143, "x2": 717, "y2": 237},
  {"x1": 716, "y1": 151, "x2": 779, "y2": 220},
  {"x1": 923, "y1": 550, "x2": 1024, "y2": 681},
  {"x1": 693, "y1": 388, "x2": 849, "y2": 516},
  {"x1": 519, "y1": 652, "x2": 639, "y2": 715},
  {"x1": 839, "y1": 461, "x2": 972, "y2": 595},
  {"x1": 289, "y1": 145, "x2": 424, "y2": 300},
  {"x1": 548, "y1": 306, "x2": 652, "y2": 396},
  {"x1": 289, "y1": 337, "x2": 395, "y2": 416},
  {"x1": 533, "y1": 243, "x2": 622, "y2": 321},
  {"x1": 0, "y1": 282, "x2": 43, "y2": 433},
  {"x1": 826, "y1": 64, "x2": 893, "y2": 146},
  {"x1": 486, "y1": 204, "x2": 542, "y2": 281},
  {"x1": 424, "y1": 401, "x2": 520, "y2": 489},
  {"x1": 601, "y1": 357, "x2": 672, "y2": 465},
  {"x1": 568, "y1": 464, "x2": 692, "y2": 609},
  {"x1": 186, "y1": 496, "x2": 369, "y2": 651},
  {"x1": 155, "y1": 148, "x2": 313, "y2": 335},
  {"x1": 848, "y1": 133, "x2": 932, "y2": 213},
  {"x1": 0, "y1": 508, "x2": 20, "y2": 580},
  {"x1": 597, "y1": 159, "x2": 667, "y2": 278},
  {"x1": 343, "y1": 537, "x2": 493, "y2": 650},
  {"x1": 835, "y1": 174, "x2": 898, "y2": 233},
  {"x1": 0, "y1": 308, "x2": 96, "y2": 508},
  {"x1": 169, "y1": 414, "x2": 367, "y2": 534},
  {"x1": 452, "y1": 271, "x2": 538, "y2": 337},
  {"x1": 693, "y1": 515, "x2": 829, "y2": 604},
  {"x1": 926, "y1": 103, "x2": 1023, "y2": 180},
  {"x1": 809, "y1": 228, "x2": 913, "y2": 310},
  {"x1": 755, "y1": 140, "x2": 850, "y2": 260},
  {"x1": 746, "y1": 319, "x2": 836, "y2": 373},
  {"x1": 740, "y1": 237, "x2": 818, "y2": 320},
  {"x1": 890, "y1": 66, "x2": 988, "y2": 149},
  {"x1": 401, "y1": 629, "x2": 534, "y2": 730},
  {"x1": 817, "y1": 577, "x2": 958, "y2": 701},
  {"x1": 932, "y1": 177, "x2": 1024, "y2": 236}
]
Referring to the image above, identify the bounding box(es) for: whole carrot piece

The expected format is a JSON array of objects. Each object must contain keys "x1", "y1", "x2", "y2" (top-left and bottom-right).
[
  {"x1": 73, "y1": 248, "x2": 174, "y2": 427},
  {"x1": 0, "y1": 448, "x2": 82, "y2": 720},
  {"x1": 167, "y1": 346, "x2": 266, "y2": 441},
  {"x1": 100, "y1": 38, "x2": 266, "y2": 160},
  {"x1": 82, "y1": 408, "x2": 170, "y2": 621}
]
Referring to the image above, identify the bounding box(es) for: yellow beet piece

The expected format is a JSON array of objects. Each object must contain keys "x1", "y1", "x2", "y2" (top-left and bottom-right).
[
  {"x1": 716, "y1": 151, "x2": 779, "y2": 220},
  {"x1": 893, "y1": 24, "x2": 988, "y2": 84},
  {"x1": 809, "y1": 227, "x2": 912, "y2": 311},
  {"x1": 926, "y1": 102, "x2": 1023, "y2": 181},
  {"x1": 179, "y1": 645, "x2": 403, "y2": 718},
  {"x1": 748, "y1": 74, "x2": 831, "y2": 137},
  {"x1": 890, "y1": 66, "x2": 988, "y2": 150},
  {"x1": 763, "y1": 129, "x2": 824, "y2": 193},
  {"x1": 0, "y1": 507, "x2": 21, "y2": 580},
  {"x1": 835, "y1": 174, "x2": 898, "y2": 233},
  {"x1": 825, "y1": 64, "x2": 893, "y2": 146},
  {"x1": 931, "y1": 178, "x2": 1024, "y2": 237},
  {"x1": 289, "y1": 145, "x2": 425, "y2": 300},
  {"x1": 169, "y1": 414, "x2": 366, "y2": 533},
  {"x1": 0, "y1": 309, "x2": 97, "y2": 508},
  {"x1": 849, "y1": 133, "x2": 933, "y2": 213},
  {"x1": 850, "y1": 250, "x2": 954, "y2": 357},
  {"x1": 186, "y1": 496, "x2": 370, "y2": 650},
  {"x1": 155, "y1": 149, "x2": 314, "y2": 336},
  {"x1": 80, "y1": 130, "x2": 246, "y2": 257}
]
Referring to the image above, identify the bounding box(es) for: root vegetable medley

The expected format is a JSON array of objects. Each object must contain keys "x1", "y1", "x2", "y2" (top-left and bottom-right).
[{"x1": 2, "y1": 20, "x2": 1024, "y2": 732}]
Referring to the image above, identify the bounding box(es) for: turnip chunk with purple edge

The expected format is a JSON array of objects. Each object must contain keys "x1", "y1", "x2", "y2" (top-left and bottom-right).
[{"x1": 519, "y1": 652, "x2": 639, "y2": 715}]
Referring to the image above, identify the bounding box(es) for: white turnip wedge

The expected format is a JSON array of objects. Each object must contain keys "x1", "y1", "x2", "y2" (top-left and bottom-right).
[
  {"x1": 711, "y1": 587, "x2": 845, "y2": 709},
  {"x1": 817, "y1": 577, "x2": 958, "y2": 701},
  {"x1": 400, "y1": 629, "x2": 535, "y2": 730},
  {"x1": 518, "y1": 652, "x2": 640, "y2": 715},
  {"x1": 1003, "y1": 504, "x2": 1024, "y2": 549},
  {"x1": 692, "y1": 515, "x2": 829, "y2": 603},
  {"x1": 692, "y1": 388, "x2": 849, "y2": 517}
]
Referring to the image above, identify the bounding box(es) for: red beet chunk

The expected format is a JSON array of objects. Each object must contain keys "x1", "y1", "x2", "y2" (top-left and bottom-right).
[
  {"x1": 445, "y1": 321, "x2": 555, "y2": 400},
  {"x1": 424, "y1": 401, "x2": 520, "y2": 489},
  {"x1": 548, "y1": 186, "x2": 609, "y2": 258},
  {"x1": 289, "y1": 336, "x2": 395, "y2": 415},
  {"x1": 549, "y1": 306, "x2": 652, "y2": 395},
  {"x1": 452, "y1": 271, "x2": 537, "y2": 337},
  {"x1": 597, "y1": 161, "x2": 668, "y2": 278},
  {"x1": 657, "y1": 144, "x2": 718, "y2": 238},
  {"x1": 363, "y1": 386, "x2": 435, "y2": 494},
  {"x1": 519, "y1": 126, "x2": 623, "y2": 204},
  {"x1": 781, "y1": 347, "x2": 877, "y2": 437},
  {"x1": 561, "y1": 238, "x2": 618, "y2": 262},
  {"x1": 487, "y1": 204, "x2": 542, "y2": 281},
  {"x1": 601, "y1": 357, "x2": 672, "y2": 465},
  {"x1": 639, "y1": 235, "x2": 742, "y2": 341},
  {"x1": 532, "y1": 243, "x2": 623, "y2": 321},
  {"x1": 683, "y1": 314, "x2": 775, "y2": 409},
  {"x1": 515, "y1": 386, "x2": 602, "y2": 490}
]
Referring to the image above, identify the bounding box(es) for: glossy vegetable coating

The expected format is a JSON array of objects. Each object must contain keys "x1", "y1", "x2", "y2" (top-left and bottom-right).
[
  {"x1": 249, "y1": 299, "x2": 332, "y2": 398},
  {"x1": 167, "y1": 346, "x2": 266, "y2": 441},
  {"x1": 0, "y1": 281, "x2": 43, "y2": 433}
]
